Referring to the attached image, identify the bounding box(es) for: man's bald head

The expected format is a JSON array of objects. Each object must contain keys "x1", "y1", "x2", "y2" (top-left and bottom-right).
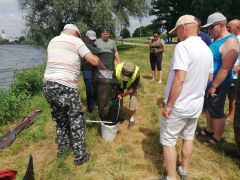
[{"x1": 227, "y1": 19, "x2": 240, "y2": 36}]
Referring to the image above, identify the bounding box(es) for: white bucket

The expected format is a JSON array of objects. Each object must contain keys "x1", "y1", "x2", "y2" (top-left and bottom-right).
[{"x1": 101, "y1": 123, "x2": 118, "y2": 141}]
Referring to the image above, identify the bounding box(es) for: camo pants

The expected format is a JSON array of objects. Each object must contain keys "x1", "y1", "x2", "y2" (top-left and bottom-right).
[{"x1": 43, "y1": 81, "x2": 86, "y2": 160}]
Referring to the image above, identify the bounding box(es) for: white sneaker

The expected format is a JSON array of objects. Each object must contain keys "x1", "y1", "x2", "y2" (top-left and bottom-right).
[
  {"x1": 158, "y1": 80, "x2": 162, "y2": 83},
  {"x1": 150, "y1": 78, "x2": 154, "y2": 81}
]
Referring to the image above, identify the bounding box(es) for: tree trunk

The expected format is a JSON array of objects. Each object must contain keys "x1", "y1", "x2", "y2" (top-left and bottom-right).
[{"x1": 234, "y1": 74, "x2": 240, "y2": 150}]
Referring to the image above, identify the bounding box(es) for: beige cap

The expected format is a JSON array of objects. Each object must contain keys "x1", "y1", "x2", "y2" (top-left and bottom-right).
[
  {"x1": 63, "y1": 24, "x2": 80, "y2": 34},
  {"x1": 169, "y1": 15, "x2": 197, "y2": 34},
  {"x1": 121, "y1": 62, "x2": 136, "y2": 81}
]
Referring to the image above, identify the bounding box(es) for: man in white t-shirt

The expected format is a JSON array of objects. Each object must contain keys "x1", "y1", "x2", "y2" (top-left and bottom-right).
[
  {"x1": 43, "y1": 24, "x2": 101, "y2": 166},
  {"x1": 226, "y1": 19, "x2": 240, "y2": 123},
  {"x1": 160, "y1": 15, "x2": 213, "y2": 180}
]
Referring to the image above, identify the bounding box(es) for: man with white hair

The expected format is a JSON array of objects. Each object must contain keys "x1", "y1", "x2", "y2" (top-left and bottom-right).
[
  {"x1": 43, "y1": 24, "x2": 101, "y2": 165},
  {"x1": 160, "y1": 15, "x2": 213, "y2": 180},
  {"x1": 201, "y1": 13, "x2": 239, "y2": 145}
]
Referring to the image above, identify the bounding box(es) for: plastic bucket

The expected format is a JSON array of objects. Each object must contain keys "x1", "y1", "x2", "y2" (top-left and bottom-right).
[{"x1": 101, "y1": 123, "x2": 118, "y2": 141}]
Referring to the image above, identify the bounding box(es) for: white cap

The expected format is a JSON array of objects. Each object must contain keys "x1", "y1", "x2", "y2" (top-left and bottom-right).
[
  {"x1": 63, "y1": 24, "x2": 80, "y2": 34},
  {"x1": 202, "y1": 12, "x2": 227, "y2": 28},
  {"x1": 169, "y1": 15, "x2": 197, "y2": 34},
  {"x1": 86, "y1": 30, "x2": 96, "y2": 40}
]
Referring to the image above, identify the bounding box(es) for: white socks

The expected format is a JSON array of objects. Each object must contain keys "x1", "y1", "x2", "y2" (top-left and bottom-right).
[{"x1": 130, "y1": 116, "x2": 135, "y2": 122}]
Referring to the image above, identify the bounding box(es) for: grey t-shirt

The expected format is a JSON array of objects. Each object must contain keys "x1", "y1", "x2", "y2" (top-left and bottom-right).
[{"x1": 95, "y1": 38, "x2": 117, "y2": 53}]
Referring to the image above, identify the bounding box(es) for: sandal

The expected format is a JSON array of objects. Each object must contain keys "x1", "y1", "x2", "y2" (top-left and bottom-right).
[
  {"x1": 204, "y1": 136, "x2": 221, "y2": 146},
  {"x1": 196, "y1": 128, "x2": 214, "y2": 137}
]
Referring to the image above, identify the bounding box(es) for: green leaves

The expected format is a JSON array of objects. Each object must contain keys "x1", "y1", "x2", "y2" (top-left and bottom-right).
[{"x1": 18, "y1": 0, "x2": 149, "y2": 45}]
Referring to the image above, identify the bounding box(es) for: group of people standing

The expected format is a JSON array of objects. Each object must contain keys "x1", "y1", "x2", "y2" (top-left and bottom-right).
[
  {"x1": 43, "y1": 26, "x2": 140, "y2": 165},
  {"x1": 160, "y1": 12, "x2": 240, "y2": 180},
  {"x1": 41, "y1": 10, "x2": 239, "y2": 178}
]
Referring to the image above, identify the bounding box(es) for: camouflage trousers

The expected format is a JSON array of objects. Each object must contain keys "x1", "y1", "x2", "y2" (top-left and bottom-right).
[{"x1": 43, "y1": 81, "x2": 86, "y2": 160}]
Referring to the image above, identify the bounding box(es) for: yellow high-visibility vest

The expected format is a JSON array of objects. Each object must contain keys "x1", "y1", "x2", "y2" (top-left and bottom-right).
[{"x1": 116, "y1": 63, "x2": 139, "y2": 89}]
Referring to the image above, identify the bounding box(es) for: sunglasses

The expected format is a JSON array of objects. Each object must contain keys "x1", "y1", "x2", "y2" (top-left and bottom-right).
[
  {"x1": 208, "y1": 23, "x2": 220, "y2": 30},
  {"x1": 153, "y1": 35, "x2": 158, "y2": 37}
]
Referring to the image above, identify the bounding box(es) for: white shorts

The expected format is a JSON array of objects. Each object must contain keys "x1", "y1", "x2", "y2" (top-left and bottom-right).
[{"x1": 160, "y1": 113, "x2": 198, "y2": 146}]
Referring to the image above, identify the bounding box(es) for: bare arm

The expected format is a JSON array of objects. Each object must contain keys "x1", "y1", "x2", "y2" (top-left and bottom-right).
[
  {"x1": 115, "y1": 50, "x2": 121, "y2": 64},
  {"x1": 208, "y1": 38, "x2": 239, "y2": 95},
  {"x1": 118, "y1": 88, "x2": 135, "y2": 99},
  {"x1": 83, "y1": 52, "x2": 100, "y2": 66},
  {"x1": 162, "y1": 70, "x2": 186, "y2": 119}
]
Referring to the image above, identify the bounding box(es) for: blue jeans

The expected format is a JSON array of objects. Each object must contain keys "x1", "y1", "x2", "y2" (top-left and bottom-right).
[{"x1": 83, "y1": 71, "x2": 95, "y2": 112}]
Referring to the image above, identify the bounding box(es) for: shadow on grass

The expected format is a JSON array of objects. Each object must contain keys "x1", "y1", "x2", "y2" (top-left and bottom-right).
[
  {"x1": 156, "y1": 97, "x2": 165, "y2": 108},
  {"x1": 195, "y1": 132, "x2": 240, "y2": 166},
  {"x1": 117, "y1": 44, "x2": 136, "y2": 52},
  {"x1": 141, "y1": 75, "x2": 152, "y2": 80},
  {"x1": 139, "y1": 127, "x2": 164, "y2": 176}
]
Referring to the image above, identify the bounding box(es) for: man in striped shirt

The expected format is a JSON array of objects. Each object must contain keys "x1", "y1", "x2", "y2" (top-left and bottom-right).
[{"x1": 43, "y1": 24, "x2": 100, "y2": 165}]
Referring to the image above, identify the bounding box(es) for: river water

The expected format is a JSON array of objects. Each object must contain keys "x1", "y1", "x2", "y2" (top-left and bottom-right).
[{"x1": 0, "y1": 45, "x2": 46, "y2": 90}]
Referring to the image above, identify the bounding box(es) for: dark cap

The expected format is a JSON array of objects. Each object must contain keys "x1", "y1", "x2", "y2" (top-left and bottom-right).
[{"x1": 121, "y1": 62, "x2": 136, "y2": 81}]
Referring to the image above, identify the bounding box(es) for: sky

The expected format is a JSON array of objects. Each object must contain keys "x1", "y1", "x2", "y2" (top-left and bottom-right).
[
  {"x1": 0, "y1": 0, "x2": 156, "y2": 38},
  {"x1": 0, "y1": 0, "x2": 25, "y2": 38}
]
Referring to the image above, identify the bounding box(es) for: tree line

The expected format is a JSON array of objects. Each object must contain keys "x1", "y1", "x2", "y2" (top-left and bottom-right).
[
  {"x1": 18, "y1": 0, "x2": 149, "y2": 46},
  {"x1": 151, "y1": 0, "x2": 240, "y2": 35},
  {"x1": 19, "y1": 0, "x2": 240, "y2": 45}
]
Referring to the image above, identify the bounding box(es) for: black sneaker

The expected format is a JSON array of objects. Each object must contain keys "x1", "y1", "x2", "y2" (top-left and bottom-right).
[{"x1": 74, "y1": 153, "x2": 91, "y2": 166}]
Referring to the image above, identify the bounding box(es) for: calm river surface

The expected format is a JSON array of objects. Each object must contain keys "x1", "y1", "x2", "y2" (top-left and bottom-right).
[{"x1": 0, "y1": 45, "x2": 46, "y2": 89}]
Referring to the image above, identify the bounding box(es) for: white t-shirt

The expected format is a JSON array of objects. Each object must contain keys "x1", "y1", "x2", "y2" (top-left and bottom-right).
[
  {"x1": 165, "y1": 36, "x2": 213, "y2": 118},
  {"x1": 233, "y1": 35, "x2": 240, "y2": 79},
  {"x1": 44, "y1": 32, "x2": 90, "y2": 88}
]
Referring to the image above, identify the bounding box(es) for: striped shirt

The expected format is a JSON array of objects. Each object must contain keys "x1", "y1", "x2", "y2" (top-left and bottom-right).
[{"x1": 44, "y1": 32, "x2": 90, "y2": 88}]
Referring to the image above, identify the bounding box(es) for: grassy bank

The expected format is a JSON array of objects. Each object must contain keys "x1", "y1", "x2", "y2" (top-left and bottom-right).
[{"x1": 0, "y1": 44, "x2": 240, "y2": 179}]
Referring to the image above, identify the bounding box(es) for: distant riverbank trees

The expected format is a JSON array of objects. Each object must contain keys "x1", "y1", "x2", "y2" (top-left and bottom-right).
[
  {"x1": 151, "y1": 0, "x2": 240, "y2": 42},
  {"x1": 18, "y1": 0, "x2": 149, "y2": 46}
]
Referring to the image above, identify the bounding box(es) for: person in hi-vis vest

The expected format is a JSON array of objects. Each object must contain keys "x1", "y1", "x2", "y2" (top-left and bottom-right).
[{"x1": 115, "y1": 62, "x2": 140, "y2": 129}]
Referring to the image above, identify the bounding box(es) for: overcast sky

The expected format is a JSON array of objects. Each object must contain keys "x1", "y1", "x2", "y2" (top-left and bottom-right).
[{"x1": 0, "y1": 0, "x2": 156, "y2": 38}]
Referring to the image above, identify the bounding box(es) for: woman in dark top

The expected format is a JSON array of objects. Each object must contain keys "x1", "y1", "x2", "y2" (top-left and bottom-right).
[{"x1": 149, "y1": 32, "x2": 165, "y2": 83}]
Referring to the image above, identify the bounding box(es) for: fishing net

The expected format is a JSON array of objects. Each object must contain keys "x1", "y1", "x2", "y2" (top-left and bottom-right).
[{"x1": 93, "y1": 52, "x2": 120, "y2": 125}]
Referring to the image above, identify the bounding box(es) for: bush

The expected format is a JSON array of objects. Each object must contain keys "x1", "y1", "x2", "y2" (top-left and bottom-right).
[
  {"x1": 10, "y1": 65, "x2": 45, "y2": 96},
  {"x1": 0, "y1": 65, "x2": 45, "y2": 124},
  {"x1": 0, "y1": 90, "x2": 30, "y2": 124}
]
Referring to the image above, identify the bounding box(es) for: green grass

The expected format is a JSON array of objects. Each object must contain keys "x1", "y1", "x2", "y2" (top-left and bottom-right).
[{"x1": 0, "y1": 44, "x2": 240, "y2": 179}]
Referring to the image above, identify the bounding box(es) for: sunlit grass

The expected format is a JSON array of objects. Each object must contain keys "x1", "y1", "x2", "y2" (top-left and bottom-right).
[{"x1": 0, "y1": 44, "x2": 240, "y2": 179}]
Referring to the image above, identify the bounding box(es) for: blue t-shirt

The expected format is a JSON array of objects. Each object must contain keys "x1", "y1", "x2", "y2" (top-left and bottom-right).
[{"x1": 199, "y1": 31, "x2": 212, "y2": 46}]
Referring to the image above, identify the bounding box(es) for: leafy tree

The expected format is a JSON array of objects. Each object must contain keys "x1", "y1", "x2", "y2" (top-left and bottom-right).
[
  {"x1": 151, "y1": 0, "x2": 194, "y2": 33},
  {"x1": 151, "y1": 0, "x2": 240, "y2": 42},
  {"x1": 120, "y1": 27, "x2": 131, "y2": 38},
  {"x1": 18, "y1": 0, "x2": 149, "y2": 45},
  {"x1": 132, "y1": 24, "x2": 156, "y2": 37}
]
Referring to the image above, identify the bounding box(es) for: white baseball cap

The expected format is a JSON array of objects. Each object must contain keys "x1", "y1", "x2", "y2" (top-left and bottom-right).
[
  {"x1": 86, "y1": 30, "x2": 96, "y2": 40},
  {"x1": 202, "y1": 12, "x2": 227, "y2": 28},
  {"x1": 169, "y1": 15, "x2": 197, "y2": 34},
  {"x1": 63, "y1": 24, "x2": 80, "y2": 34}
]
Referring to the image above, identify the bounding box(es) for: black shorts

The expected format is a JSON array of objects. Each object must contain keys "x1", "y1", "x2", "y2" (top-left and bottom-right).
[
  {"x1": 150, "y1": 52, "x2": 163, "y2": 71},
  {"x1": 227, "y1": 79, "x2": 237, "y2": 99},
  {"x1": 205, "y1": 84, "x2": 229, "y2": 119}
]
